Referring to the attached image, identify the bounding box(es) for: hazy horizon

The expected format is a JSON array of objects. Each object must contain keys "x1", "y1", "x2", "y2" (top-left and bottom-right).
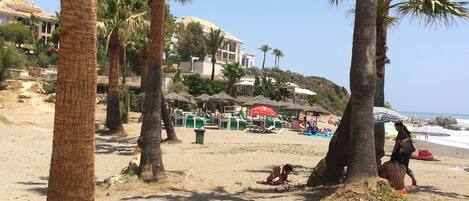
[{"x1": 36, "y1": 0, "x2": 469, "y2": 115}]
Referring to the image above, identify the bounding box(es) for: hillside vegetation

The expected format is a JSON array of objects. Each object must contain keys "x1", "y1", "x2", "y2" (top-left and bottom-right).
[{"x1": 246, "y1": 68, "x2": 349, "y2": 115}]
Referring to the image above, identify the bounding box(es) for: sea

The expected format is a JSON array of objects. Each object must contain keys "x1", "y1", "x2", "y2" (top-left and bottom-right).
[{"x1": 390, "y1": 112, "x2": 469, "y2": 150}]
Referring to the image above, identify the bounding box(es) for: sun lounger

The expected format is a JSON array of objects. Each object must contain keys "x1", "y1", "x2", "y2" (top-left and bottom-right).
[{"x1": 290, "y1": 119, "x2": 305, "y2": 134}]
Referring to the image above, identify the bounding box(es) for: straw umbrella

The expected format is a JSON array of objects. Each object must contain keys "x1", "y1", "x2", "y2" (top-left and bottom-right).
[
  {"x1": 209, "y1": 91, "x2": 236, "y2": 113},
  {"x1": 164, "y1": 92, "x2": 191, "y2": 110},
  {"x1": 304, "y1": 104, "x2": 330, "y2": 124},
  {"x1": 195, "y1": 94, "x2": 210, "y2": 112}
]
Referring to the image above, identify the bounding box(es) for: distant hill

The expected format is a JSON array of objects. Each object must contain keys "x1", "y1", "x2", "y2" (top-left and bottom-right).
[{"x1": 246, "y1": 68, "x2": 349, "y2": 115}]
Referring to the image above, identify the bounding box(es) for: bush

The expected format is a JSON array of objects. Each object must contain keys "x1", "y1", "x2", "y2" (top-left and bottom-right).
[
  {"x1": 0, "y1": 23, "x2": 30, "y2": 46},
  {"x1": 183, "y1": 73, "x2": 226, "y2": 95},
  {"x1": 169, "y1": 81, "x2": 188, "y2": 93},
  {"x1": 42, "y1": 81, "x2": 56, "y2": 94},
  {"x1": 36, "y1": 52, "x2": 49, "y2": 67},
  {"x1": 119, "y1": 85, "x2": 129, "y2": 122},
  {"x1": 129, "y1": 91, "x2": 143, "y2": 113}
]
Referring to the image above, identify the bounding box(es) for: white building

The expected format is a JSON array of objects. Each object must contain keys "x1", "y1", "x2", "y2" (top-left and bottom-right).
[
  {"x1": 0, "y1": 0, "x2": 58, "y2": 43},
  {"x1": 175, "y1": 16, "x2": 255, "y2": 80}
]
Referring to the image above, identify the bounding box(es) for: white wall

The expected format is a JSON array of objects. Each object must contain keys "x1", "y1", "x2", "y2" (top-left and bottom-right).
[{"x1": 180, "y1": 61, "x2": 224, "y2": 77}]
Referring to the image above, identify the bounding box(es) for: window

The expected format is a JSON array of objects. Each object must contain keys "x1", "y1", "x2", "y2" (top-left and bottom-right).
[
  {"x1": 42, "y1": 22, "x2": 46, "y2": 33},
  {"x1": 47, "y1": 22, "x2": 52, "y2": 33},
  {"x1": 2, "y1": 16, "x2": 8, "y2": 24}
]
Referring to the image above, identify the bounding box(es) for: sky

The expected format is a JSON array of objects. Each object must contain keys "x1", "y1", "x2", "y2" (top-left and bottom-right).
[{"x1": 36, "y1": 0, "x2": 469, "y2": 114}]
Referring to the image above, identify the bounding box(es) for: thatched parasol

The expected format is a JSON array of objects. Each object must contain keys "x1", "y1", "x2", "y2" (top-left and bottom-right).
[
  {"x1": 305, "y1": 104, "x2": 330, "y2": 114},
  {"x1": 209, "y1": 91, "x2": 236, "y2": 102},
  {"x1": 283, "y1": 103, "x2": 306, "y2": 111},
  {"x1": 164, "y1": 92, "x2": 191, "y2": 103},
  {"x1": 236, "y1": 96, "x2": 252, "y2": 104},
  {"x1": 195, "y1": 94, "x2": 210, "y2": 102}
]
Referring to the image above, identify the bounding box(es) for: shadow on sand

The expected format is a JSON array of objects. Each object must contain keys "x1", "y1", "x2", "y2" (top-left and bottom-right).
[{"x1": 417, "y1": 185, "x2": 469, "y2": 199}]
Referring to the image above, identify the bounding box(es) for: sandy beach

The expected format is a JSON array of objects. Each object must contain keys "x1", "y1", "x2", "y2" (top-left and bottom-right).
[{"x1": 1, "y1": 81, "x2": 469, "y2": 201}]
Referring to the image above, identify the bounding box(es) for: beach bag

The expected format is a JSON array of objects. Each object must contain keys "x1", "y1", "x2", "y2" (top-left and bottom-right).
[{"x1": 400, "y1": 138, "x2": 416, "y2": 154}]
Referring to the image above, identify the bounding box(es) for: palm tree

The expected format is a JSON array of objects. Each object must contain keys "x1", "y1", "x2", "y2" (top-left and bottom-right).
[
  {"x1": 345, "y1": 0, "x2": 378, "y2": 185},
  {"x1": 221, "y1": 62, "x2": 246, "y2": 96},
  {"x1": 98, "y1": 0, "x2": 146, "y2": 134},
  {"x1": 47, "y1": 0, "x2": 97, "y2": 200},
  {"x1": 259, "y1": 45, "x2": 271, "y2": 70},
  {"x1": 204, "y1": 28, "x2": 225, "y2": 81},
  {"x1": 272, "y1": 48, "x2": 284, "y2": 68},
  {"x1": 139, "y1": 0, "x2": 190, "y2": 182},
  {"x1": 307, "y1": 0, "x2": 469, "y2": 187},
  {"x1": 20, "y1": 14, "x2": 41, "y2": 39}
]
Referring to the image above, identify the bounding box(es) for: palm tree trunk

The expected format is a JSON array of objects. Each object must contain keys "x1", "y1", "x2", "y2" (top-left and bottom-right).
[
  {"x1": 47, "y1": 0, "x2": 97, "y2": 200},
  {"x1": 307, "y1": 101, "x2": 352, "y2": 187},
  {"x1": 374, "y1": 1, "x2": 390, "y2": 165},
  {"x1": 106, "y1": 30, "x2": 123, "y2": 133},
  {"x1": 262, "y1": 52, "x2": 266, "y2": 70},
  {"x1": 307, "y1": 3, "x2": 388, "y2": 187},
  {"x1": 345, "y1": 0, "x2": 377, "y2": 185},
  {"x1": 138, "y1": 46, "x2": 148, "y2": 123},
  {"x1": 211, "y1": 58, "x2": 216, "y2": 80},
  {"x1": 139, "y1": 0, "x2": 165, "y2": 182},
  {"x1": 122, "y1": 45, "x2": 129, "y2": 123},
  {"x1": 162, "y1": 95, "x2": 181, "y2": 143}
]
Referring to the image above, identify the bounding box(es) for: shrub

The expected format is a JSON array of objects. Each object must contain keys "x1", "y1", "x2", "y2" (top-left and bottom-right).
[
  {"x1": 183, "y1": 73, "x2": 226, "y2": 95},
  {"x1": 119, "y1": 85, "x2": 129, "y2": 122},
  {"x1": 169, "y1": 81, "x2": 188, "y2": 93},
  {"x1": 129, "y1": 91, "x2": 143, "y2": 113},
  {"x1": 36, "y1": 52, "x2": 49, "y2": 67},
  {"x1": 0, "y1": 23, "x2": 30, "y2": 46},
  {"x1": 42, "y1": 81, "x2": 56, "y2": 94}
]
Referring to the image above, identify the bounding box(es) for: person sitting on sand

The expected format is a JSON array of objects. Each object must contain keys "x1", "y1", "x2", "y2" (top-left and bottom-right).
[
  {"x1": 378, "y1": 152, "x2": 417, "y2": 194},
  {"x1": 257, "y1": 164, "x2": 293, "y2": 186}
]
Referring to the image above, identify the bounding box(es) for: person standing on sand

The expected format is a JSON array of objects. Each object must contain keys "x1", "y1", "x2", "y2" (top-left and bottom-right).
[
  {"x1": 379, "y1": 152, "x2": 417, "y2": 194},
  {"x1": 257, "y1": 164, "x2": 293, "y2": 186},
  {"x1": 393, "y1": 122, "x2": 418, "y2": 185}
]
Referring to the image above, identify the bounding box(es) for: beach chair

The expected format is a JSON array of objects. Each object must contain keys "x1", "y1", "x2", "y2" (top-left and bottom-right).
[
  {"x1": 238, "y1": 119, "x2": 247, "y2": 131},
  {"x1": 230, "y1": 117, "x2": 239, "y2": 130},
  {"x1": 194, "y1": 117, "x2": 205, "y2": 129},
  {"x1": 290, "y1": 119, "x2": 305, "y2": 134},
  {"x1": 185, "y1": 115, "x2": 195, "y2": 128}
]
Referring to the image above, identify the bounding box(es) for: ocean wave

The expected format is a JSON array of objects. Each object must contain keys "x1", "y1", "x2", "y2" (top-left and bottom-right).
[{"x1": 457, "y1": 119, "x2": 469, "y2": 127}]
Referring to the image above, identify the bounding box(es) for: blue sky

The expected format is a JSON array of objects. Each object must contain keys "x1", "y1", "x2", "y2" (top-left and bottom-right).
[{"x1": 37, "y1": 0, "x2": 469, "y2": 114}]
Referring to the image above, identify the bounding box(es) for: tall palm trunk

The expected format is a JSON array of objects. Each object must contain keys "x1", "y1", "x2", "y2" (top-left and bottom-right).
[
  {"x1": 138, "y1": 46, "x2": 149, "y2": 123},
  {"x1": 106, "y1": 30, "x2": 123, "y2": 132},
  {"x1": 211, "y1": 57, "x2": 216, "y2": 80},
  {"x1": 47, "y1": 0, "x2": 97, "y2": 200},
  {"x1": 261, "y1": 52, "x2": 266, "y2": 70},
  {"x1": 345, "y1": 0, "x2": 377, "y2": 184},
  {"x1": 374, "y1": 1, "x2": 390, "y2": 165},
  {"x1": 139, "y1": 0, "x2": 165, "y2": 182},
  {"x1": 122, "y1": 45, "x2": 129, "y2": 123},
  {"x1": 307, "y1": 102, "x2": 352, "y2": 186},
  {"x1": 162, "y1": 95, "x2": 180, "y2": 143},
  {"x1": 307, "y1": 2, "x2": 386, "y2": 187}
]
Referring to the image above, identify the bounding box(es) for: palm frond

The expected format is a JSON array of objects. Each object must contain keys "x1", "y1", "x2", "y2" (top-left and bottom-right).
[
  {"x1": 396, "y1": 0, "x2": 469, "y2": 26},
  {"x1": 204, "y1": 29, "x2": 225, "y2": 56},
  {"x1": 329, "y1": 0, "x2": 343, "y2": 6},
  {"x1": 173, "y1": 0, "x2": 192, "y2": 5},
  {"x1": 259, "y1": 45, "x2": 271, "y2": 53}
]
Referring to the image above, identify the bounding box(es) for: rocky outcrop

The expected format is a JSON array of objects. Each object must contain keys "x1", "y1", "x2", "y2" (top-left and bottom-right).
[{"x1": 430, "y1": 116, "x2": 461, "y2": 130}]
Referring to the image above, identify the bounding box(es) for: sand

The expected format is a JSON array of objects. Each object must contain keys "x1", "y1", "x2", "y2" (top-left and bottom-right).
[{"x1": 1, "y1": 81, "x2": 469, "y2": 201}]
